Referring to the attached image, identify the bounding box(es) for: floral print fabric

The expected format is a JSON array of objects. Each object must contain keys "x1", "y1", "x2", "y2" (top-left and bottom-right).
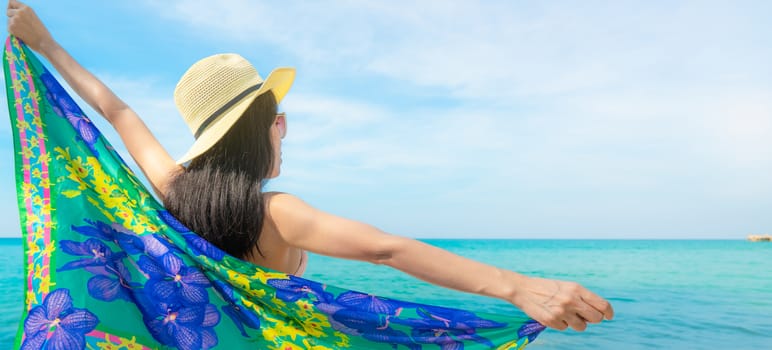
[{"x1": 4, "y1": 36, "x2": 544, "y2": 350}]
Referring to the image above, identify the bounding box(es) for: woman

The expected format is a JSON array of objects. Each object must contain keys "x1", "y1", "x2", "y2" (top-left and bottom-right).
[{"x1": 7, "y1": 0, "x2": 613, "y2": 332}]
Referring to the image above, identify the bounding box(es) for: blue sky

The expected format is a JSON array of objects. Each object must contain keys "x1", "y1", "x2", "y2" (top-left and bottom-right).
[{"x1": 1, "y1": 1, "x2": 771, "y2": 238}]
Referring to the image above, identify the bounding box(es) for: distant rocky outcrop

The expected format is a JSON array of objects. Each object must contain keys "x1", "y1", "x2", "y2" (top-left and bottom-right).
[{"x1": 747, "y1": 234, "x2": 772, "y2": 242}]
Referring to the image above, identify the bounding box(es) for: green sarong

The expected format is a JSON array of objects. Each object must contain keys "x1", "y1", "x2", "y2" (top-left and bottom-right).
[{"x1": 3, "y1": 36, "x2": 544, "y2": 350}]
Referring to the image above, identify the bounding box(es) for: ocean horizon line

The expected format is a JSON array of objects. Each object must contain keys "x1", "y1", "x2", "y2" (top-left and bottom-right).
[{"x1": 0, "y1": 235, "x2": 755, "y2": 241}]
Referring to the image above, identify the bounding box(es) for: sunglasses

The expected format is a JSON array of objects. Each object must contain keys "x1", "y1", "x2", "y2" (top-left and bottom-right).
[{"x1": 275, "y1": 112, "x2": 287, "y2": 139}]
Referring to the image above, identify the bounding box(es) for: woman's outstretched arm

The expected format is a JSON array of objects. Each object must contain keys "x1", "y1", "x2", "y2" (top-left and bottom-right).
[
  {"x1": 267, "y1": 192, "x2": 615, "y2": 332},
  {"x1": 7, "y1": 0, "x2": 181, "y2": 198}
]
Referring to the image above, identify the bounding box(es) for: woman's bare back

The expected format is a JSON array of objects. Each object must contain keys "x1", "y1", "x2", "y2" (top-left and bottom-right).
[{"x1": 245, "y1": 194, "x2": 307, "y2": 275}]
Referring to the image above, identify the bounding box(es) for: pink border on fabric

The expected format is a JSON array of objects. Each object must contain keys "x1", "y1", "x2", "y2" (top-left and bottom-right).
[
  {"x1": 86, "y1": 330, "x2": 153, "y2": 350},
  {"x1": 20, "y1": 47, "x2": 52, "y2": 277},
  {"x1": 6, "y1": 39, "x2": 37, "y2": 294}
]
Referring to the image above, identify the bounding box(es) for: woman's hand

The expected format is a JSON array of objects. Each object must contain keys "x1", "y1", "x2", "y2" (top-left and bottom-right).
[
  {"x1": 511, "y1": 276, "x2": 614, "y2": 331},
  {"x1": 7, "y1": 0, "x2": 54, "y2": 53},
  {"x1": 6, "y1": 0, "x2": 180, "y2": 198}
]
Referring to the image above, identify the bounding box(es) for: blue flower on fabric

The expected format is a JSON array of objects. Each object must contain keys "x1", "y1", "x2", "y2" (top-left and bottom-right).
[
  {"x1": 184, "y1": 234, "x2": 225, "y2": 261},
  {"x1": 413, "y1": 305, "x2": 507, "y2": 330},
  {"x1": 413, "y1": 329, "x2": 464, "y2": 350},
  {"x1": 329, "y1": 307, "x2": 386, "y2": 333},
  {"x1": 71, "y1": 219, "x2": 144, "y2": 255},
  {"x1": 212, "y1": 281, "x2": 260, "y2": 337},
  {"x1": 326, "y1": 291, "x2": 419, "y2": 344},
  {"x1": 58, "y1": 237, "x2": 138, "y2": 302},
  {"x1": 39, "y1": 71, "x2": 68, "y2": 110},
  {"x1": 64, "y1": 112, "x2": 100, "y2": 152},
  {"x1": 21, "y1": 288, "x2": 99, "y2": 350},
  {"x1": 143, "y1": 302, "x2": 220, "y2": 350},
  {"x1": 39, "y1": 71, "x2": 65, "y2": 94},
  {"x1": 335, "y1": 291, "x2": 408, "y2": 316},
  {"x1": 156, "y1": 210, "x2": 225, "y2": 261},
  {"x1": 39, "y1": 71, "x2": 101, "y2": 156},
  {"x1": 323, "y1": 302, "x2": 420, "y2": 347},
  {"x1": 355, "y1": 324, "x2": 419, "y2": 350},
  {"x1": 517, "y1": 319, "x2": 546, "y2": 343},
  {"x1": 138, "y1": 253, "x2": 211, "y2": 305},
  {"x1": 330, "y1": 306, "x2": 446, "y2": 350},
  {"x1": 412, "y1": 326, "x2": 494, "y2": 349},
  {"x1": 43, "y1": 90, "x2": 65, "y2": 118},
  {"x1": 86, "y1": 258, "x2": 138, "y2": 303},
  {"x1": 221, "y1": 305, "x2": 261, "y2": 338},
  {"x1": 138, "y1": 233, "x2": 187, "y2": 261},
  {"x1": 267, "y1": 275, "x2": 334, "y2": 303},
  {"x1": 140, "y1": 234, "x2": 171, "y2": 257},
  {"x1": 158, "y1": 210, "x2": 191, "y2": 233},
  {"x1": 58, "y1": 238, "x2": 127, "y2": 272},
  {"x1": 390, "y1": 305, "x2": 507, "y2": 347}
]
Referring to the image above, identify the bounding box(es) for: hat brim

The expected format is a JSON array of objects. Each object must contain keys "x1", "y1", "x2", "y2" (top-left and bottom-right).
[{"x1": 175, "y1": 67, "x2": 296, "y2": 165}]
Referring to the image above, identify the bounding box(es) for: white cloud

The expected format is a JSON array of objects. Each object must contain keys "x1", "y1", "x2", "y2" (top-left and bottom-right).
[
  {"x1": 141, "y1": 1, "x2": 772, "y2": 102},
  {"x1": 7, "y1": 0, "x2": 761, "y2": 237}
]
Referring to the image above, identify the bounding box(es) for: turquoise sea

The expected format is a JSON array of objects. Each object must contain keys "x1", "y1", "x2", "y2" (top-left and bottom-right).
[{"x1": 0, "y1": 238, "x2": 770, "y2": 349}]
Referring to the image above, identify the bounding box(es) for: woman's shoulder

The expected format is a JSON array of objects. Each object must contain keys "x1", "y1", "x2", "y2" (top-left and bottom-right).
[
  {"x1": 262, "y1": 192, "x2": 322, "y2": 243},
  {"x1": 263, "y1": 192, "x2": 318, "y2": 222},
  {"x1": 264, "y1": 191, "x2": 302, "y2": 207}
]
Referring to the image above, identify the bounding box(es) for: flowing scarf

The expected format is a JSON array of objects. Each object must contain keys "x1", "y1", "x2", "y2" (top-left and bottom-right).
[{"x1": 3, "y1": 36, "x2": 544, "y2": 350}]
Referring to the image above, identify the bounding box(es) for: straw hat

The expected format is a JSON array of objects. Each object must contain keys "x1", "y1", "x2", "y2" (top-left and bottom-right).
[{"x1": 174, "y1": 53, "x2": 295, "y2": 165}]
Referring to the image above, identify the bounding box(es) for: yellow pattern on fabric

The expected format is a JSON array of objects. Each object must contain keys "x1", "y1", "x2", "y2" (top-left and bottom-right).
[
  {"x1": 95, "y1": 335, "x2": 144, "y2": 350},
  {"x1": 53, "y1": 147, "x2": 159, "y2": 234},
  {"x1": 8, "y1": 41, "x2": 55, "y2": 313}
]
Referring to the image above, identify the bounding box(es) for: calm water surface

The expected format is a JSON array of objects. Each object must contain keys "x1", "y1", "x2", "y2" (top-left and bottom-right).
[{"x1": 1, "y1": 238, "x2": 770, "y2": 349}]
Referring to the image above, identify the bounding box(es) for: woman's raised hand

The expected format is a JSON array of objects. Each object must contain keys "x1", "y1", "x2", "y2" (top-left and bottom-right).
[
  {"x1": 512, "y1": 276, "x2": 614, "y2": 331},
  {"x1": 7, "y1": 0, "x2": 54, "y2": 53}
]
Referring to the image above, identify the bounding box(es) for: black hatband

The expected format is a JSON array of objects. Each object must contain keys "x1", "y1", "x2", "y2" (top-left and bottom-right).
[{"x1": 194, "y1": 83, "x2": 263, "y2": 139}]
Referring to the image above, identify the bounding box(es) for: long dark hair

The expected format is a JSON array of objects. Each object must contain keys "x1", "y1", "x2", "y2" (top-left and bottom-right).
[{"x1": 164, "y1": 91, "x2": 277, "y2": 259}]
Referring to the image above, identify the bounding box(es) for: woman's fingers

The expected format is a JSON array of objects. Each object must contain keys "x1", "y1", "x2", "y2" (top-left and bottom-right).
[
  {"x1": 5, "y1": 0, "x2": 52, "y2": 53},
  {"x1": 581, "y1": 289, "x2": 615, "y2": 320},
  {"x1": 533, "y1": 308, "x2": 568, "y2": 330},
  {"x1": 7, "y1": 0, "x2": 22, "y2": 17},
  {"x1": 563, "y1": 313, "x2": 588, "y2": 332},
  {"x1": 535, "y1": 308, "x2": 590, "y2": 332},
  {"x1": 8, "y1": 0, "x2": 22, "y2": 11},
  {"x1": 576, "y1": 299, "x2": 605, "y2": 323},
  {"x1": 514, "y1": 276, "x2": 614, "y2": 332}
]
